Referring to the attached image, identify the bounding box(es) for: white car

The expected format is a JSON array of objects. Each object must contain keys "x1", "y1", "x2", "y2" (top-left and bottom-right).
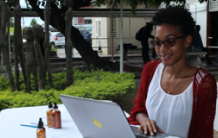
[{"x1": 50, "y1": 32, "x2": 65, "y2": 47}]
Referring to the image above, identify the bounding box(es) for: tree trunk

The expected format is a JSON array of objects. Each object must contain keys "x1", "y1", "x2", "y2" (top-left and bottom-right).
[
  {"x1": 32, "y1": 25, "x2": 46, "y2": 90},
  {"x1": 0, "y1": 0, "x2": 15, "y2": 91},
  {"x1": 64, "y1": 1, "x2": 74, "y2": 87},
  {"x1": 44, "y1": 0, "x2": 53, "y2": 89},
  {"x1": 28, "y1": 1, "x2": 114, "y2": 71},
  {"x1": 0, "y1": 35, "x2": 15, "y2": 91},
  {"x1": 14, "y1": 1, "x2": 27, "y2": 91},
  {"x1": 34, "y1": 40, "x2": 46, "y2": 90}
]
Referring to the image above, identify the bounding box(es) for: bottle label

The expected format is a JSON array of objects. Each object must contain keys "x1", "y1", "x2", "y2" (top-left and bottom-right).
[
  {"x1": 52, "y1": 113, "x2": 61, "y2": 128},
  {"x1": 47, "y1": 113, "x2": 53, "y2": 127},
  {"x1": 37, "y1": 131, "x2": 46, "y2": 138}
]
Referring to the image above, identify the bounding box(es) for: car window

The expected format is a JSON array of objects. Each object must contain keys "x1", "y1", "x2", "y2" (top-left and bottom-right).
[
  {"x1": 56, "y1": 33, "x2": 64, "y2": 37},
  {"x1": 80, "y1": 30, "x2": 89, "y2": 35}
]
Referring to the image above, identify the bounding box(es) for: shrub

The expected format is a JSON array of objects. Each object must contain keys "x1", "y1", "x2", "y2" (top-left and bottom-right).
[{"x1": 0, "y1": 69, "x2": 135, "y2": 111}]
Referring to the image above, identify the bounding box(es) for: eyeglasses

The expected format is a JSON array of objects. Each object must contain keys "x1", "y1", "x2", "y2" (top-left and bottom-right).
[{"x1": 150, "y1": 36, "x2": 185, "y2": 48}]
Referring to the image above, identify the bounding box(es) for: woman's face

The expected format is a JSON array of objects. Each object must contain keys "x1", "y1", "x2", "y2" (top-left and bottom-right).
[{"x1": 154, "y1": 24, "x2": 192, "y2": 66}]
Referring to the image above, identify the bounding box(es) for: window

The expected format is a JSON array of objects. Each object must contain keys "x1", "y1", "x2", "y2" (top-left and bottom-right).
[{"x1": 56, "y1": 33, "x2": 64, "y2": 37}]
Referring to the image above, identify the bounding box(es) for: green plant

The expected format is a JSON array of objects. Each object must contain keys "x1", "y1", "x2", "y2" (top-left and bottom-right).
[
  {"x1": 51, "y1": 47, "x2": 57, "y2": 52},
  {"x1": 30, "y1": 18, "x2": 38, "y2": 26},
  {"x1": 0, "y1": 69, "x2": 135, "y2": 111}
]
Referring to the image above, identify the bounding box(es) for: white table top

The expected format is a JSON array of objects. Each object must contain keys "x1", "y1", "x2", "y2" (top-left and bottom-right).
[
  {"x1": 0, "y1": 104, "x2": 183, "y2": 138},
  {"x1": 0, "y1": 104, "x2": 83, "y2": 138}
]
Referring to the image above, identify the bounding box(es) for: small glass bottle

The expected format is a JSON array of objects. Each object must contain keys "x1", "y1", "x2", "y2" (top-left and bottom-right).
[
  {"x1": 46, "y1": 102, "x2": 53, "y2": 127},
  {"x1": 36, "y1": 118, "x2": 46, "y2": 138},
  {"x1": 52, "y1": 102, "x2": 62, "y2": 128}
]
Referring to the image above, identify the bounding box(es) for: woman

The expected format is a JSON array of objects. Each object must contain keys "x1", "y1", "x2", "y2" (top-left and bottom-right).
[{"x1": 128, "y1": 6, "x2": 217, "y2": 138}]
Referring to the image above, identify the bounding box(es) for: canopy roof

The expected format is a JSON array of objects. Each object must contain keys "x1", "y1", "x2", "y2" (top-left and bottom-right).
[{"x1": 10, "y1": 8, "x2": 157, "y2": 17}]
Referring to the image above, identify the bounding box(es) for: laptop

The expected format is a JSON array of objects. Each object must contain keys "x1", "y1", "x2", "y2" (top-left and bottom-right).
[{"x1": 60, "y1": 94, "x2": 181, "y2": 138}]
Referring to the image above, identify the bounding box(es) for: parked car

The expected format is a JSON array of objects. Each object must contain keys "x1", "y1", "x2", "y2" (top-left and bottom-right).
[
  {"x1": 50, "y1": 30, "x2": 92, "y2": 47},
  {"x1": 79, "y1": 30, "x2": 92, "y2": 44},
  {"x1": 50, "y1": 32, "x2": 65, "y2": 48}
]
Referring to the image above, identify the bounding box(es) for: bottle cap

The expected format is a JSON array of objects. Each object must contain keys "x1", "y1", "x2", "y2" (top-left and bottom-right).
[
  {"x1": 38, "y1": 118, "x2": 44, "y2": 129},
  {"x1": 48, "y1": 102, "x2": 53, "y2": 108},
  {"x1": 54, "y1": 102, "x2": 58, "y2": 109}
]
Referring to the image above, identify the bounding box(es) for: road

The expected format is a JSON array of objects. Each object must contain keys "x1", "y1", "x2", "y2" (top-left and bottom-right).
[{"x1": 56, "y1": 47, "x2": 81, "y2": 58}]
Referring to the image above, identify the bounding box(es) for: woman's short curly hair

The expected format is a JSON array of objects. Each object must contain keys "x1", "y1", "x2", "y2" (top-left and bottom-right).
[{"x1": 152, "y1": 6, "x2": 196, "y2": 37}]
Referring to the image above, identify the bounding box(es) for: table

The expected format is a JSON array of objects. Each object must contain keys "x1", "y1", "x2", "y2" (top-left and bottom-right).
[
  {"x1": 0, "y1": 104, "x2": 181, "y2": 138},
  {"x1": 0, "y1": 105, "x2": 83, "y2": 138},
  {"x1": 0, "y1": 100, "x2": 217, "y2": 138}
]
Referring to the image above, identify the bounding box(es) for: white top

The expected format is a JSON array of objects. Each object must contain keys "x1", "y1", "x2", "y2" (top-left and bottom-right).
[{"x1": 146, "y1": 63, "x2": 193, "y2": 138}]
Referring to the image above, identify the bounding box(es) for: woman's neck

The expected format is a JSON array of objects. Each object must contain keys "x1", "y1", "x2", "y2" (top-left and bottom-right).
[{"x1": 165, "y1": 59, "x2": 190, "y2": 78}]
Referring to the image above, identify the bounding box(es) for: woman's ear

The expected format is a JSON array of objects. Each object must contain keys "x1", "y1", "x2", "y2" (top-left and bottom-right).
[{"x1": 185, "y1": 35, "x2": 192, "y2": 48}]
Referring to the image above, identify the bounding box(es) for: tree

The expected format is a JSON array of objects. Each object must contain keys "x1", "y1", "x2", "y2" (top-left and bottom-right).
[
  {"x1": 30, "y1": 18, "x2": 37, "y2": 26},
  {"x1": 25, "y1": 0, "x2": 114, "y2": 71},
  {"x1": 26, "y1": 0, "x2": 113, "y2": 88},
  {"x1": 14, "y1": 0, "x2": 27, "y2": 91},
  {"x1": 64, "y1": 0, "x2": 74, "y2": 87},
  {"x1": 43, "y1": 0, "x2": 54, "y2": 89},
  {"x1": 0, "y1": 0, "x2": 15, "y2": 91}
]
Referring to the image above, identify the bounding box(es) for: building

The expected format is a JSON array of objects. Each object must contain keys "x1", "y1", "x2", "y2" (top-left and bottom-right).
[
  {"x1": 186, "y1": 1, "x2": 218, "y2": 55},
  {"x1": 91, "y1": 3, "x2": 158, "y2": 55},
  {"x1": 72, "y1": 2, "x2": 158, "y2": 55}
]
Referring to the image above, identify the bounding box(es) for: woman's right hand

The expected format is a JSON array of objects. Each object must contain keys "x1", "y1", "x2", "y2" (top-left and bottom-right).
[{"x1": 138, "y1": 119, "x2": 164, "y2": 136}]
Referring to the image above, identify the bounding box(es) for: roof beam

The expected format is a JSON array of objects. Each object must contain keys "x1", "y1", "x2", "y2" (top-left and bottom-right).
[{"x1": 10, "y1": 8, "x2": 157, "y2": 17}]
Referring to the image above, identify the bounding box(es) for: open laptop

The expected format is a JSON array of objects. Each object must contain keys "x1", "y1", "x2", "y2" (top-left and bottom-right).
[{"x1": 60, "y1": 94, "x2": 182, "y2": 138}]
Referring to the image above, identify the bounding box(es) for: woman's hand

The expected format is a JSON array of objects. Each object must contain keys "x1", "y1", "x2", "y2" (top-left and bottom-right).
[{"x1": 138, "y1": 119, "x2": 164, "y2": 136}]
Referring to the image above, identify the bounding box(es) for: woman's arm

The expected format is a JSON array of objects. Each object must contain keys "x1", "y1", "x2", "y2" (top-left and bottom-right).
[
  {"x1": 127, "y1": 63, "x2": 150, "y2": 125},
  {"x1": 127, "y1": 60, "x2": 162, "y2": 135},
  {"x1": 188, "y1": 73, "x2": 217, "y2": 138},
  {"x1": 127, "y1": 69, "x2": 147, "y2": 125},
  {"x1": 127, "y1": 60, "x2": 161, "y2": 124},
  {"x1": 136, "y1": 113, "x2": 164, "y2": 136},
  {"x1": 136, "y1": 113, "x2": 150, "y2": 123}
]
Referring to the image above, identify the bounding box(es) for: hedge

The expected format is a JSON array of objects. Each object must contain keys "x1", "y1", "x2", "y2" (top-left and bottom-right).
[{"x1": 0, "y1": 69, "x2": 135, "y2": 110}]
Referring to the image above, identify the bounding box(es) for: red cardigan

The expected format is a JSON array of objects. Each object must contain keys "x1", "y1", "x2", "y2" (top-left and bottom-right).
[{"x1": 127, "y1": 60, "x2": 217, "y2": 138}]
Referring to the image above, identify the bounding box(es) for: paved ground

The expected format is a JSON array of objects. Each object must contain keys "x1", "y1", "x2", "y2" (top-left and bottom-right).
[{"x1": 215, "y1": 130, "x2": 218, "y2": 138}]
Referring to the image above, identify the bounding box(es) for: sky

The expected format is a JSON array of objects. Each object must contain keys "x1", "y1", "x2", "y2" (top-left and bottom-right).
[{"x1": 20, "y1": 0, "x2": 44, "y2": 27}]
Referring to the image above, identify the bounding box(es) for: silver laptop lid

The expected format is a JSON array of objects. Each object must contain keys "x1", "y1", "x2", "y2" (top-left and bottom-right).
[{"x1": 60, "y1": 94, "x2": 136, "y2": 138}]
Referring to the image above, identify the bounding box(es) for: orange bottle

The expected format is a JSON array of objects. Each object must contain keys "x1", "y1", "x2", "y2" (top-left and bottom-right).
[
  {"x1": 46, "y1": 102, "x2": 53, "y2": 127},
  {"x1": 36, "y1": 118, "x2": 46, "y2": 138},
  {"x1": 52, "y1": 102, "x2": 62, "y2": 128}
]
